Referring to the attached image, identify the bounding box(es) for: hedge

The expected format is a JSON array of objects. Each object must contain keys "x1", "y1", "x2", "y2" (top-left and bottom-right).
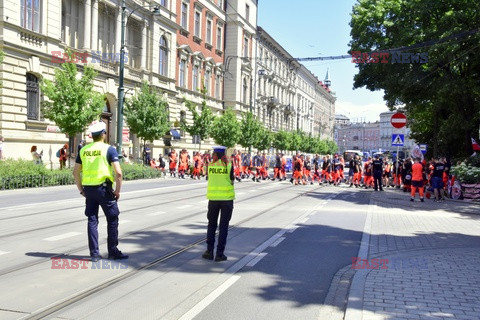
[{"x1": 0, "y1": 159, "x2": 162, "y2": 190}]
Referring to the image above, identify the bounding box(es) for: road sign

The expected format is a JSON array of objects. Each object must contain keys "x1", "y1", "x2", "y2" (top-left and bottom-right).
[
  {"x1": 419, "y1": 144, "x2": 427, "y2": 154},
  {"x1": 391, "y1": 113, "x2": 407, "y2": 129},
  {"x1": 392, "y1": 134, "x2": 405, "y2": 146}
]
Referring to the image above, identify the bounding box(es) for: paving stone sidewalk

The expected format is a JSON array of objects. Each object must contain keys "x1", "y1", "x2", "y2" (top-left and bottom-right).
[{"x1": 344, "y1": 189, "x2": 480, "y2": 320}]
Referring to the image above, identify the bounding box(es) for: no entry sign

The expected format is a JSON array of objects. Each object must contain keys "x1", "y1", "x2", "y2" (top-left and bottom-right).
[{"x1": 391, "y1": 112, "x2": 407, "y2": 129}]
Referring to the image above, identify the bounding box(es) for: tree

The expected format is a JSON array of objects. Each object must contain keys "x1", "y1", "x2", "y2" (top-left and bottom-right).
[
  {"x1": 239, "y1": 112, "x2": 262, "y2": 151},
  {"x1": 272, "y1": 130, "x2": 291, "y2": 152},
  {"x1": 209, "y1": 108, "x2": 241, "y2": 148},
  {"x1": 124, "y1": 81, "x2": 170, "y2": 159},
  {"x1": 181, "y1": 92, "x2": 215, "y2": 151},
  {"x1": 350, "y1": 0, "x2": 480, "y2": 157},
  {"x1": 41, "y1": 54, "x2": 104, "y2": 166},
  {"x1": 287, "y1": 130, "x2": 303, "y2": 152},
  {"x1": 253, "y1": 127, "x2": 273, "y2": 152}
]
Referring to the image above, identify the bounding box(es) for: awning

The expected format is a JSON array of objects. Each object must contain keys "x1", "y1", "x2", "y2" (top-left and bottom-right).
[{"x1": 170, "y1": 129, "x2": 181, "y2": 140}]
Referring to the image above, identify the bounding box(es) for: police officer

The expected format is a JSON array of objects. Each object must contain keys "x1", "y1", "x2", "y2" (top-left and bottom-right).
[
  {"x1": 372, "y1": 154, "x2": 384, "y2": 191},
  {"x1": 73, "y1": 122, "x2": 128, "y2": 262},
  {"x1": 202, "y1": 146, "x2": 235, "y2": 262}
]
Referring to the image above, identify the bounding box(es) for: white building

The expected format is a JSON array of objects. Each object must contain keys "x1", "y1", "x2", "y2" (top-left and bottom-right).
[{"x1": 379, "y1": 111, "x2": 415, "y2": 154}]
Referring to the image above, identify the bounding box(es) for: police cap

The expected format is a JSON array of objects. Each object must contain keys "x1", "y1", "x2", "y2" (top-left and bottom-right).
[{"x1": 89, "y1": 122, "x2": 106, "y2": 136}]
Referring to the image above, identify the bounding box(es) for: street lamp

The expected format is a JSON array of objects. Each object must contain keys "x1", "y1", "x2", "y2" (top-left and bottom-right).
[{"x1": 116, "y1": 0, "x2": 160, "y2": 154}]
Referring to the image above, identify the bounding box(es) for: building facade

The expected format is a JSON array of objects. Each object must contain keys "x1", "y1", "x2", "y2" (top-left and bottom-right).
[
  {"x1": 0, "y1": 0, "x2": 335, "y2": 165},
  {"x1": 379, "y1": 111, "x2": 415, "y2": 154},
  {"x1": 335, "y1": 121, "x2": 380, "y2": 154}
]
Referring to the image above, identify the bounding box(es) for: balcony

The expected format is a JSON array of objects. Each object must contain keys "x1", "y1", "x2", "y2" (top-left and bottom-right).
[{"x1": 267, "y1": 96, "x2": 279, "y2": 108}]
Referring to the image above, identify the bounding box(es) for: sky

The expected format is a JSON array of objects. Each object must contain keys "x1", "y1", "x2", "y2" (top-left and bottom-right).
[{"x1": 257, "y1": 0, "x2": 389, "y2": 122}]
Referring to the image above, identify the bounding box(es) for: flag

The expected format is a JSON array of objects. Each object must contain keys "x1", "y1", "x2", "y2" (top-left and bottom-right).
[{"x1": 472, "y1": 138, "x2": 480, "y2": 151}]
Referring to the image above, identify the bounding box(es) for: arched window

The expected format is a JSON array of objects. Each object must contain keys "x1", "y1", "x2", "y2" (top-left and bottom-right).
[
  {"x1": 26, "y1": 73, "x2": 40, "y2": 120},
  {"x1": 159, "y1": 36, "x2": 168, "y2": 76}
]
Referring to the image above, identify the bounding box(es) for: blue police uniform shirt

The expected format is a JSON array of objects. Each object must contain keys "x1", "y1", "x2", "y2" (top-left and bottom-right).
[{"x1": 75, "y1": 145, "x2": 119, "y2": 165}]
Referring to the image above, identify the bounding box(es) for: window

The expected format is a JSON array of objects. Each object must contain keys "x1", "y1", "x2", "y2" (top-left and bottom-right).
[
  {"x1": 21, "y1": 0, "x2": 41, "y2": 33},
  {"x1": 194, "y1": 11, "x2": 201, "y2": 37},
  {"x1": 218, "y1": 0, "x2": 224, "y2": 10},
  {"x1": 159, "y1": 36, "x2": 168, "y2": 76},
  {"x1": 160, "y1": 0, "x2": 168, "y2": 7},
  {"x1": 193, "y1": 65, "x2": 199, "y2": 91},
  {"x1": 243, "y1": 36, "x2": 249, "y2": 57},
  {"x1": 206, "y1": 19, "x2": 212, "y2": 44},
  {"x1": 204, "y1": 70, "x2": 210, "y2": 94},
  {"x1": 216, "y1": 26, "x2": 222, "y2": 51},
  {"x1": 179, "y1": 59, "x2": 186, "y2": 87},
  {"x1": 245, "y1": 4, "x2": 250, "y2": 21},
  {"x1": 215, "y1": 75, "x2": 221, "y2": 99},
  {"x1": 181, "y1": 2, "x2": 188, "y2": 29},
  {"x1": 243, "y1": 78, "x2": 248, "y2": 104},
  {"x1": 26, "y1": 73, "x2": 40, "y2": 120}
]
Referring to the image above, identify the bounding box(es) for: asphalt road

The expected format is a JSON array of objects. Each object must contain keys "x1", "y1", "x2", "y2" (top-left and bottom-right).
[{"x1": 0, "y1": 177, "x2": 369, "y2": 320}]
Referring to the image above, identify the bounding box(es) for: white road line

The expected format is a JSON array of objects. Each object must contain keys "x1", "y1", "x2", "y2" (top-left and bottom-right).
[
  {"x1": 287, "y1": 225, "x2": 299, "y2": 233},
  {"x1": 270, "y1": 237, "x2": 285, "y2": 248},
  {"x1": 147, "y1": 211, "x2": 166, "y2": 216},
  {"x1": 2, "y1": 183, "x2": 208, "y2": 211},
  {"x1": 178, "y1": 275, "x2": 241, "y2": 320},
  {"x1": 0, "y1": 250, "x2": 11, "y2": 256},
  {"x1": 43, "y1": 232, "x2": 82, "y2": 241},
  {"x1": 177, "y1": 204, "x2": 193, "y2": 209},
  {"x1": 246, "y1": 253, "x2": 267, "y2": 267}
]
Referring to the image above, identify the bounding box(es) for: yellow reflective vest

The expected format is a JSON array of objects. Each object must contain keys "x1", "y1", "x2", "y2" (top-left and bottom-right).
[
  {"x1": 80, "y1": 142, "x2": 114, "y2": 186},
  {"x1": 207, "y1": 161, "x2": 235, "y2": 200}
]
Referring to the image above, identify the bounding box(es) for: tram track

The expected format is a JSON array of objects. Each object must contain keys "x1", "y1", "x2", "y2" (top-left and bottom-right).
[
  {"x1": 0, "y1": 183, "x2": 298, "y2": 276},
  {"x1": 21, "y1": 184, "x2": 326, "y2": 320}
]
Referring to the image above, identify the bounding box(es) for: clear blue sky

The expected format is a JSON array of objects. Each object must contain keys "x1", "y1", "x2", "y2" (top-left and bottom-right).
[{"x1": 257, "y1": 0, "x2": 389, "y2": 122}]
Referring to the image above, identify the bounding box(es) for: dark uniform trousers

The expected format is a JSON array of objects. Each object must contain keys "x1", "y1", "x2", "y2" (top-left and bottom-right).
[
  {"x1": 373, "y1": 170, "x2": 383, "y2": 190},
  {"x1": 206, "y1": 200, "x2": 233, "y2": 255},
  {"x1": 83, "y1": 184, "x2": 119, "y2": 257}
]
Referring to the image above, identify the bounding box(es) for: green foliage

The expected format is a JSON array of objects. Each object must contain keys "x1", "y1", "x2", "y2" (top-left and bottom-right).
[
  {"x1": 239, "y1": 112, "x2": 262, "y2": 149},
  {"x1": 253, "y1": 127, "x2": 273, "y2": 151},
  {"x1": 40, "y1": 55, "x2": 104, "y2": 137},
  {"x1": 181, "y1": 92, "x2": 216, "y2": 149},
  {"x1": 120, "y1": 163, "x2": 163, "y2": 180},
  {"x1": 349, "y1": 0, "x2": 480, "y2": 157},
  {"x1": 0, "y1": 159, "x2": 74, "y2": 189},
  {"x1": 287, "y1": 131, "x2": 302, "y2": 152},
  {"x1": 0, "y1": 159, "x2": 162, "y2": 190},
  {"x1": 124, "y1": 81, "x2": 170, "y2": 143},
  {"x1": 272, "y1": 130, "x2": 291, "y2": 152},
  {"x1": 451, "y1": 155, "x2": 480, "y2": 183},
  {"x1": 209, "y1": 108, "x2": 241, "y2": 148}
]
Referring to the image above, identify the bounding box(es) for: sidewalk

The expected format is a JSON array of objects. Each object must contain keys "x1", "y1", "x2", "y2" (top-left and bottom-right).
[{"x1": 344, "y1": 188, "x2": 480, "y2": 320}]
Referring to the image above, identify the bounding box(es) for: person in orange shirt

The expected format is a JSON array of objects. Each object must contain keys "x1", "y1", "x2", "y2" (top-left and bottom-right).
[
  {"x1": 202, "y1": 150, "x2": 211, "y2": 179},
  {"x1": 260, "y1": 152, "x2": 269, "y2": 180},
  {"x1": 280, "y1": 153, "x2": 287, "y2": 181},
  {"x1": 410, "y1": 157, "x2": 425, "y2": 202},
  {"x1": 168, "y1": 148, "x2": 177, "y2": 177},
  {"x1": 192, "y1": 152, "x2": 203, "y2": 180},
  {"x1": 178, "y1": 149, "x2": 189, "y2": 179},
  {"x1": 234, "y1": 150, "x2": 242, "y2": 182}
]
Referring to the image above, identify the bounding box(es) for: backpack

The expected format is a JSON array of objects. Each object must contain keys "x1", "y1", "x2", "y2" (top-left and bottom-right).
[{"x1": 56, "y1": 149, "x2": 61, "y2": 158}]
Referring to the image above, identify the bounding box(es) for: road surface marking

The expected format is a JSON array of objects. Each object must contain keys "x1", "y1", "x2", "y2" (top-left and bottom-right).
[
  {"x1": 178, "y1": 275, "x2": 241, "y2": 320},
  {"x1": 43, "y1": 232, "x2": 82, "y2": 241},
  {"x1": 246, "y1": 253, "x2": 267, "y2": 267},
  {"x1": 147, "y1": 211, "x2": 166, "y2": 216},
  {"x1": 270, "y1": 237, "x2": 285, "y2": 248},
  {"x1": 0, "y1": 250, "x2": 10, "y2": 256},
  {"x1": 177, "y1": 204, "x2": 193, "y2": 209}
]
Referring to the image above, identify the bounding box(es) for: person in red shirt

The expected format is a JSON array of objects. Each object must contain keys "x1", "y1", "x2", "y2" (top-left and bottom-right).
[
  {"x1": 410, "y1": 158, "x2": 425, "y2": 202},
  {"x1": 168, "y1": 149, "x2": 177, "y2": 177}
]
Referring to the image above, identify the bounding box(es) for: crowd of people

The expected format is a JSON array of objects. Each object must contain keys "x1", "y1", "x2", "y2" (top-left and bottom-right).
[{"x1": 150, "y1": 148, "x2": 452, "y2": 203}]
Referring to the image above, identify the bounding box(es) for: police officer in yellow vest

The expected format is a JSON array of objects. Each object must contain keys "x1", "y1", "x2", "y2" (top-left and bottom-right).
[
  {"x1": 73, "y1": 122, "x2": 128, "y2": 262},
  {"x1": 202, "y1": 146, "x2": 235, "y2": 262}
]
